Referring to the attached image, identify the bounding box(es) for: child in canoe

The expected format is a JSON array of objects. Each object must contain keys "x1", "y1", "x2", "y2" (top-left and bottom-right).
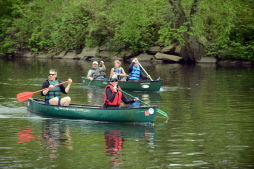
[{"x1": 110, "y1": 60, "x2": 127, "y2": 81}]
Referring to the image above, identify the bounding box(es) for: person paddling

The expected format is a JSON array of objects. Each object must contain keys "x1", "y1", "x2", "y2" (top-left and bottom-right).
[
  {"x1": 87, "y1": 61, "x2": 106, "y2": 80},
  {"x1": 127, "y1": 58, "x2": 150, "y2": 81},
  {"x1": 110, "y1": 60, "x2": 127, "y2": 81},
  {"x1": 104, "y1": 78, "x2": 139, "y2": 108},
  {"x1": 41, "y1": 69, "x2": 72, "y2": 106}
]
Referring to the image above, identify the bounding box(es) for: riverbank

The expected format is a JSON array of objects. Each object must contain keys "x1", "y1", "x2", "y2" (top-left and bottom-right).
[{"x1": 2, "y1": 45, "x2": 254, "y2": 67}]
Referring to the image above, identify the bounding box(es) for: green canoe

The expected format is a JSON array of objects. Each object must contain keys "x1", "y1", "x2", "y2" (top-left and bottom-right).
[
  {"x1": 28, "y1": 98, "x2": 157, "y2": 123},
  {"x1": 81, "y1": 77, "x2": 162, "y2": 91}
]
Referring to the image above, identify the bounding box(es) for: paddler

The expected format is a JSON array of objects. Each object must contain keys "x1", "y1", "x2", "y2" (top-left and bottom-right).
[
  {"x1": 87, "y1": 61, "x2": 106, "y2": 80},
  {"x1": 109, "y1": 60, "x2": 127, "y2": 81},
  {"x1": 41, "y1": 69, "x2": 72, "y2": 106},
  {"x1": 127, "y1": 58, "x2": 150, "y2": 81},
  {"x1": 103, "y1": 78, "x2": 139, "y2": 108}
]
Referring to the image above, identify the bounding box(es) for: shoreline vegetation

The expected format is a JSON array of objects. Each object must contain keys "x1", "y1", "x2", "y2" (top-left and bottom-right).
[{"x1": 0, "y1": 0, "x2": 253, "y2": 65}]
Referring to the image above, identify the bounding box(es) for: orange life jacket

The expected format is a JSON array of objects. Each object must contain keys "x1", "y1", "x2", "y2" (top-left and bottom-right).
[{"x1": 104, "y1": 85, "x2": 122, "y2": 106}]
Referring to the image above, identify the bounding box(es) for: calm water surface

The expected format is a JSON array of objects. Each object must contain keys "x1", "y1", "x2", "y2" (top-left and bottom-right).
[{"x1": 0, "y1": 58, "x2": 254, "y2": 168}]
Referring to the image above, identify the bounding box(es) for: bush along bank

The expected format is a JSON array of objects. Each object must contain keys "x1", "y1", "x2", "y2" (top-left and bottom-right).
[{"x1": 0, "y1": 0, "x2": 253, "y2": 64}]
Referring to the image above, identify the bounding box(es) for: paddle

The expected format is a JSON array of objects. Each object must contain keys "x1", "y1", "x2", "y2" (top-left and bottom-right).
[
  {"x1": 137, "y1": 60, "x2": 153, "y2": 81},
  {"x1": 117, "y1": 88, "x2": 168, "y2": 119},
  {"x1": 16, "y1": 81, "x2": 68, "y2": 102}
]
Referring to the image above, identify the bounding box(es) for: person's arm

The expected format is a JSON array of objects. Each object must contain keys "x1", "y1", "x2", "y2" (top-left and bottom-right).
[
  {"x1": 87, "y1": 70, "x2": 95, "y2": 80},
  {"x1": 119, "y1": 67, "x2": 127, "y2": 77},
  {"x1": 57, "y1": 79, "x2": 72, "y2": 94},
  {"x1": 128, "y1": 63, "x2": 134, "y2": 73},
  {"x1": 110, "y1": 68, "x2": 114, "y2": 78},
  {"x1": 121, "y1": 93, "x2": 135, "y2": 104},
  {"x1": 87, "y1": 70, "x2": 93, "y2": 78},
  {"x1": 41, "y1": 80, "x2": 49, "y2": 96},
  {"x1": 64, "y1": 80, "x2": 72, "y2": 93},
  {"x1": 100, "y1": 61, "x2": 106, "y2": 70},
  {"x1": 106, "y1": 87, "x2": 117, "y2": 102},
  {"x1": 140, "y1": 71, "x2": 148, "y2": 80}
]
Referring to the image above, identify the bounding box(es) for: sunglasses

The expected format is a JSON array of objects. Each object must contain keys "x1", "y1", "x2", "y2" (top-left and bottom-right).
[
  {"x1": 48, "y1": 74, "x2": 56, "y2": 76},
  {"x1": 111, "y1": 80, "x2": 118, "y2": 82}
]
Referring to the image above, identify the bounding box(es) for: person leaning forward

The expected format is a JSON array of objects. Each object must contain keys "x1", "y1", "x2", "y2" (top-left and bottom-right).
[
  {"x1": 41, "y1": 69, "x2": 72, "y2": 106},
  {"x1": 103, "y1": 78, "x2": 139, "y2": 108}
]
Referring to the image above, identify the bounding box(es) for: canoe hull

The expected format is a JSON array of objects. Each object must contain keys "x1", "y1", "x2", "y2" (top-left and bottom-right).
[
  {"x1": 82, "y1": 77, "x2": 162, "y2": 91},
  {"x1": 28, "y1": 99, "x2": 157, "y2": 123}
]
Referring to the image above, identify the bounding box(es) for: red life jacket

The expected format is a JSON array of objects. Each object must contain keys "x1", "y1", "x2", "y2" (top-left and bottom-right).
[{"x1": 104, "y1": 85, "x2": 122, "y2": 106}]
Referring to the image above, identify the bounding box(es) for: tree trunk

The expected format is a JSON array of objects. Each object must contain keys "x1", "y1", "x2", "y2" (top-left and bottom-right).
[
  {"x1": 168, "y1": 0, "x2": 204, "y2": 62},
  {"x1": 180, "y1": 34, "x2": 204, "y2": 62}
]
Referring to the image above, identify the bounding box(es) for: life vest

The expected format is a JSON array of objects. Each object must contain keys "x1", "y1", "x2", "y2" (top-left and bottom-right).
[
  {"x1": 104, "y1": 85, "x2": 122, "y2": 106},
  {"x1": 128, "y1": 65, "x2": 141, "y2": 80},
  {"x1": 45, "y1": 80, "x2": 61, "y2": 100},
  {"x1": 113, "y1": 67, "x2": 123, "y2": 80},
  {"x1": 105, "y1": 130, "x2": 123, "y2": 155},
  {"x1": 91, "y1": 68, "x2": 106, "y2": 79}
]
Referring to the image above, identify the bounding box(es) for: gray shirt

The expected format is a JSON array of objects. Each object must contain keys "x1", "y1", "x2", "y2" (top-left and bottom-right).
[{"x1": 87, "y1": 67, "x2": 106, "y2": 79}]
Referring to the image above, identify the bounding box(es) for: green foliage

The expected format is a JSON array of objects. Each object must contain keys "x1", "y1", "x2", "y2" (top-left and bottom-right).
[
  {"x1": 0, "y1": 0, "x2": 253, "y2": 61},
  {"x1": 158, "y1": 23, "x2": 188, "y2": 46}
]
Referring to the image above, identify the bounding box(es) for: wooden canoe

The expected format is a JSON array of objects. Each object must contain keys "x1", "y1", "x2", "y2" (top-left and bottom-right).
[
  {"x1": 27, "y1": 98, "x2": 157, "y2": 123},
  {"x1": 81, "y1": 77, "x2": 162, "y2": 91}
]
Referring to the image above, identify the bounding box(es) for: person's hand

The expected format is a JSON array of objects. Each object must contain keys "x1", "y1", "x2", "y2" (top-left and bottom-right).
[
  {"x1": 100, "y1": 61, "x2": 104, "y2": 65},
  {"x1": 88, "y1": 77, "x2": 93, "y2": 80},
  {"x1": 133, "y1": 58, "x2": 139, "y2": 63},
  {"x1": 134, "y1": 97, "x2": 139, "y2": 102},
  {"x1": 44, "y1": 85, "x2": 54, "y2": 94},
  {"x1": 113, "y1": 86, "x2": 117, "y2": 92},
  {"x1": 112, "y1": 74, "x2": 118, "y2": 79},
  {"x1": 67, "y1": 78, "x2": 72, "y2": 84}
]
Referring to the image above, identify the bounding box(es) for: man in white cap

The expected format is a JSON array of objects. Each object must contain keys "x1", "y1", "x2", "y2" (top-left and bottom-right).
[{"x1": 87, "y1": 61, "x2": 106, "y2": 80}]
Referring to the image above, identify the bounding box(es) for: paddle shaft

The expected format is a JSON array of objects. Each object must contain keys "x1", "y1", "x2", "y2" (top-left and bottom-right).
[
  {"x1": 117, "y1": 88, "x2": 168, "y2": 118},
  {"x1": 138, "y1": 62, "x2": 153, "y2": 81},
  {"x1": 117, "y1": 88, "x2": 150, "y2": 106}
]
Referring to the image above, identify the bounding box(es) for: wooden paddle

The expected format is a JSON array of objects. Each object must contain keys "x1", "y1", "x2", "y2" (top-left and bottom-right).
[
  {"x1": 117, "y1": 88, "x2": 168, "y2": 119},
  {"x1": 16, "y1": 81, "x2": 68, "y2": 102},
  {"x1": 137, "y1": 60, "x2": 153, "y2": 81}
]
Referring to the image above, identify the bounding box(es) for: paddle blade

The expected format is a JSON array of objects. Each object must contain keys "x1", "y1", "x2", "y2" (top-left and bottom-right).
[
  {"x1": 157, "y1": 109, "x2": 168, "y2": 118},
  {"x1": 16, "y1": 92, "x2": 34, "y2": 102}
]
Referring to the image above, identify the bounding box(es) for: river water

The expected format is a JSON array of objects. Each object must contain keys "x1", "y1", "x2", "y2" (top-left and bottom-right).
[{"x1": 0, "y1": 58, "x2": 253, "y2": 168}]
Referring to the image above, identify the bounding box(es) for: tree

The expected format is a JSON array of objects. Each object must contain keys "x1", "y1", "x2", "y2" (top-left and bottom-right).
[{"x1": 168, "y1": 0, "x2": 204, "y2": 62}]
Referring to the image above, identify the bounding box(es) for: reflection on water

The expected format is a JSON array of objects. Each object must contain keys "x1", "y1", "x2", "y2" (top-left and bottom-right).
[
  {"x1": 41, "y1": 120, "x2": 73, "y2": 160},
  {"x1": 104, "y1": 130, "x2": 124, "y2": 167},
  {"x1": 11, "y1": 118, "x2": 156, "y2": 168},
  {"x1": 17, "y1": 127, "x2": 36, "y2": 151},
  {"x1": 0, "y1": 58, "x2": 254, "y2": 168}
]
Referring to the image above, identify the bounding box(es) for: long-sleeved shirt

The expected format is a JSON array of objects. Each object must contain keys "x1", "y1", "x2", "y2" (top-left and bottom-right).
[{"x1": 104, "y1": 86, "x2": 134, "y2": 107}]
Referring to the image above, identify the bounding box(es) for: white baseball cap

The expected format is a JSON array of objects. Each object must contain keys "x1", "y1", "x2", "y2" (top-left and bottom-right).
[{"x1": 92, "y1": 61, "x2": 98, "y2": 65}]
